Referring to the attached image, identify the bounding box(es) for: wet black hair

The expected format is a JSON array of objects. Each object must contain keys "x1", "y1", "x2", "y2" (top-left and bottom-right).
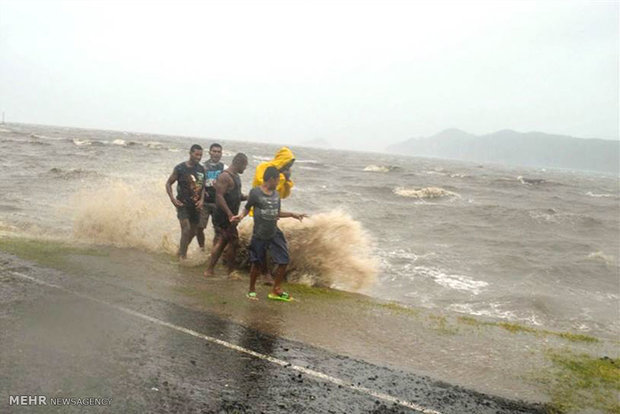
[
  {"x1": 209, "y1": 143, "x2": 222, "y2": 151},
  {"x1": 190, "y1": 144, "x2": 203, "y2": 152},
  {"x1": 263, "y1": 166, "x2": 280, "y2": 182}
]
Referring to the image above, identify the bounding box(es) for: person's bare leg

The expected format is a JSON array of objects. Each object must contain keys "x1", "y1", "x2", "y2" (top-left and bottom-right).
[
  {"x1": 204, "y1": 238, "x2": 228, "y2": 277},
  {"x1": 189, "y1": 221, "x2": 198, "y2": 243},
  {"x1": 261, "y1": 262, "x2": 274, "y2": 286},
  {"x1": 196, "y1": 208, "x2": 210, "y2": 251},
  {"x1": 196, "y1": 227, "x2": 205, "y2": 251},
  {"x1": 248, "y1": 263, "x2": 261, "y2": 296},
  {"x1": 225, "y1": 240, "x2": 238, "y2": 275},
  {"x1": 178, "y1": 219, "x2": 192, "y2": 259},
  {"x1": 222, "y1": 244, "x2": 231, "y2": 266},
  {"x1": 270, "y1": 264, "x2": 288, "y2": 295}
]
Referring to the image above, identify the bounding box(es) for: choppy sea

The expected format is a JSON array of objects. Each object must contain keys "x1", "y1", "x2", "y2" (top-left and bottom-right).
[{"x1": 1, "y1": 123, "x2": 618, "y2": 339}]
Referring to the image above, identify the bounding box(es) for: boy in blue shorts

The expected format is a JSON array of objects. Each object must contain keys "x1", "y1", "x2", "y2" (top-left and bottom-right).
[{"x1": 231, "y1": 166, "x2": 306, "y2": 301}]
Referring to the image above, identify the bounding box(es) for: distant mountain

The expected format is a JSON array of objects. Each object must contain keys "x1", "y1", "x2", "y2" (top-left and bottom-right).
[{"x1": 386, "y1": 129, "x2": 620, "y2": 173}]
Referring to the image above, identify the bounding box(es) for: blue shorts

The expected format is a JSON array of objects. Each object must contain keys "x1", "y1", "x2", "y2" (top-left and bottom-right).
[{"x1": 249, "y1": 229, "x2": 290, "y2": 265}]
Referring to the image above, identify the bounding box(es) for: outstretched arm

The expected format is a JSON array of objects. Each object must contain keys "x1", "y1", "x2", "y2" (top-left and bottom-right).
[
  {"x1": 231, "y1": 189, "x2": 257, "y2": 223},
  {"x1": 230, "y1": 207, "x2": 250, "y2": 223},
  {"x1": 279, "y1": 211, "x2": 307, "y2": 221}
]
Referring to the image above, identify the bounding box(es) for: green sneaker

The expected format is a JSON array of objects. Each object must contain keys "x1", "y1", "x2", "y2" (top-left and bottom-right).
[{"x1": 267, "y1": 291, "x2": 293, "y2": 302}]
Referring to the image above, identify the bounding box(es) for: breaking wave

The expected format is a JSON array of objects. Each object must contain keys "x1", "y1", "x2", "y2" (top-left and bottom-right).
[
  {"x1": 586, "y1": 191, "x2": 617, "y2": 198},
  {"x1": 393, "y1": 187, "x2": 460, "y2": 199},
  {"x1": 236, "y1": 210, "x2": 377, "y2": 290},
  {"x1": 413, "y1": 266, "x2": 488, "y2": 295},
  {"x1": 517, "y1": 176, "x2": 546, "y2": 185},
  {"x1": 364, "y1": 165, "x2": 401, "y2": 173},
  {"x1": 70, "y1": 137, "x2": 176, "y2": 151},
  {"x1": 529, "y1": 209, "x2": 602, "y2": 227},
  {"x1": 71, "y1": 182, "x2": 377, "y2": 291},
  {"x1": 71, "y1": 180, "x2": 179, "y2": 254}
]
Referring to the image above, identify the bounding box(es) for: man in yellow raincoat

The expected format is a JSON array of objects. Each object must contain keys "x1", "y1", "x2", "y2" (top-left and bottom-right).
[{"x1": 252, "y1": 147, "x2": 295, "y2": 199}]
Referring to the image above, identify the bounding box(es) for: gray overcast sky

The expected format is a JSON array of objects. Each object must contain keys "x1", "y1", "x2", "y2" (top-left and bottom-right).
[{"x1": 0, "y1": 0, "x2": 618, "y2": 151}]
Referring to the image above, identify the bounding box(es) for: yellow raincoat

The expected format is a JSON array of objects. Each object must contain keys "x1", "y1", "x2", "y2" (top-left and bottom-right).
[{"x1": 252, "y1": 147, "x2": 295, "y2": 198}]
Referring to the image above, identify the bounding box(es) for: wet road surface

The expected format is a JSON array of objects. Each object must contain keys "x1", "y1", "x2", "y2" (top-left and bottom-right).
[{"x1": 0, "y1": 252, "x2": 547, "y2": 413}]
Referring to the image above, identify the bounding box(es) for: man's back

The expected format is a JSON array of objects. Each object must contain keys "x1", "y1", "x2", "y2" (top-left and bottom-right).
[{"x1": 212, "y1": 170, "x2": 242, "y2": 228}]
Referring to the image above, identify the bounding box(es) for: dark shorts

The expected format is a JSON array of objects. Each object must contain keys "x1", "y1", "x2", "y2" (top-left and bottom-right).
[
  {"x1": 214, "y1": 224, "x2": 239, "y2": 243},
  {"x1": 177, "y1": 205, "x2": 200, "y2": 224},
  {"x1": 198, "y1": 203, "x2": 216, "y2": 229},
  {"x1": 249, "y1": 229, "x2": 290, "y2": 265}
]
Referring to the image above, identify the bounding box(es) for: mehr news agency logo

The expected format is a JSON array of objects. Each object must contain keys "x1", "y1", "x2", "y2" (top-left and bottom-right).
[{"x1": 9, "y1": 395, "x2": 112, "y2": 407}]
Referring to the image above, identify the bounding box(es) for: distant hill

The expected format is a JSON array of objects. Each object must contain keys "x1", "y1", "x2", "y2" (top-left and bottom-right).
[{"x1": 386, "y1": 129, "x2": 620, "y2": 173}]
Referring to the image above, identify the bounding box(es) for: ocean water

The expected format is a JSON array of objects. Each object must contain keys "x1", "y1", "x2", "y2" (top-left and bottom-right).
[{"x1": 1, "y1": 123, "x2": 618, "y2": 339}]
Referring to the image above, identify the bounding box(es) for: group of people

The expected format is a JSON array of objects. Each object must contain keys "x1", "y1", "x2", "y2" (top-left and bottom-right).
[{"x1": 165, "y1": 143, "x2": 306, "y2": 302}]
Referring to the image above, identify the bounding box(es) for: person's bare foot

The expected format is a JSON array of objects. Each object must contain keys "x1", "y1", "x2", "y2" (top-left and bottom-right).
[{"x1": 203, "y1": 268, "x2": 215, "y2": 278}]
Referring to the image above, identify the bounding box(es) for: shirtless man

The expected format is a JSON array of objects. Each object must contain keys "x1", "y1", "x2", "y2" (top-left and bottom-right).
[{"x1": 204, "y1": 153, "x2": 248, "y2": 277}]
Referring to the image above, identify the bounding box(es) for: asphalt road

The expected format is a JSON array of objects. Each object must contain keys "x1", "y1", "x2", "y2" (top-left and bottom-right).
[{"x1": 0, "y1": 252, "x2": 547, "y2": 413}]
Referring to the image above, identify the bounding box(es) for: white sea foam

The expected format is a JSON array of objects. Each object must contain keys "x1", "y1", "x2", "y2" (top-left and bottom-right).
[
  {"x1": 528, "y1": 209, "x2": 559, "y2": 223},
  {"x1": 393, "y1": 187, "x2": 460, "y2": 199},
  {"x1": 587, "y1": 251, "x2": 616, "y2": 266},
  {"x1": 424, "y1": 171, "x2": 446, "y2": 176},
  {"x1": 517, "y1": 176, "x2": 545, "y2": 185},
  {"x1": 586, "y1": 191, "x2": 616, "y2": 198},
  {"x1": 447, "y1": 302, "x2": 543, "y2": 326},
  {"x1": 385, "y1": 249, "x2": 421, "y2": 261},
  {"x1": 112, "y1": 139, "x2": 127, "y2": 146},
  {"x1": 72, "y1": 138, "x2": 92, "y2": 146},
  {"x1": 30, "y1": 134, "x2": 62, "y2": 141},
  {"x1": 414, "y1": 266, "x2": 488, "y2": 294},
  {"x1": 364, "y1": 165, "x2": 390, "y2": 173}
]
